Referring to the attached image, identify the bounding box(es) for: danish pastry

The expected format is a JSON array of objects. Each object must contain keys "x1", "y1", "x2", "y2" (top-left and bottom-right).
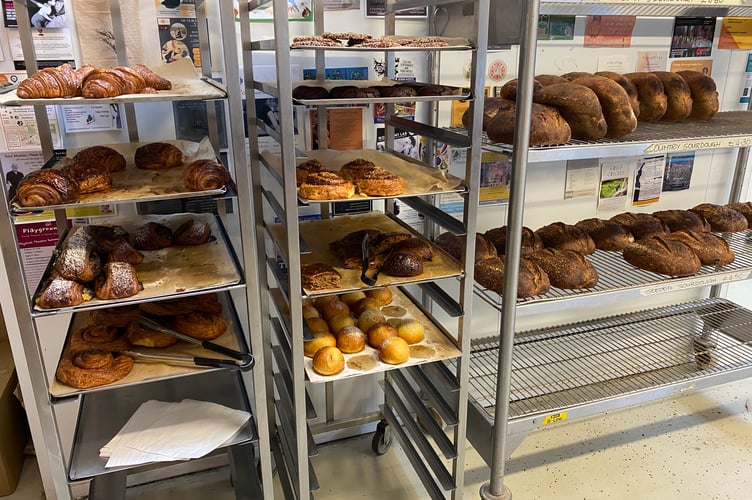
[
  {"x1": 296, "y1": 159, "x2": 325, "y2": 186},
  {"x1": 107, "y1": 239, "x2": 144, "y2": 265},
  {"x1": 299, "y1": 171, "x2": 355, "y2": 200},
  {"x1": 36, "y1": 276, "x2": 93, "y2": 309},
  {"x1": 352, "y1": 166, "x2": 405, "y2": 196},
  {"x1": 56, "y1": 350, "x2": 134, "y2": 389},
  {"x1": 172, "y1": 219, "x2": 212, "y2": 246},
  {"x1": 168, "y1": 312, "x2": 227, "y2": 340},
  {"x1": 134, "y1": 142, "x2": 185, "y2": 170},
  {"x1": 182, "y1": 159, "x2": 232, "y2": 191},
  {"x1": 94, "y1": 262, "x2": 143, "y2": 300},
  {"x1": 16, "y1": 169, "x2": 80, "y2": 207},
  {"x1": 69, "y1": 324, "x2": 132, "y2": 355},
  {"x1": 133, "y1": 221, "x2": 173, "y2": 250},
  {"x1": 126, "y1": 321, "x2": 178, "y2": 348}
]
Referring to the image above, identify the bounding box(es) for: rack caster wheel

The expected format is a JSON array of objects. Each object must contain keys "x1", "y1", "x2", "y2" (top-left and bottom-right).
[{"x1": 371, "y1": 420, "x2": 392, "y2": 455}]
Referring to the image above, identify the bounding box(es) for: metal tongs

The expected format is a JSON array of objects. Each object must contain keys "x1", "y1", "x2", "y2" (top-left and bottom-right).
[
  {"x1": 361, "y1": 233, "x2": 389, "y2": 286},
  {"x1": 124, "y1": 316, "x2": 255, "y2": 372}
]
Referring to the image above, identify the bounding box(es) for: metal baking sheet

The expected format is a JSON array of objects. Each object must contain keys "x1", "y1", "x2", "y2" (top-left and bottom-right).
[
  {"x1": 0, "y1": 59, "x2": 226, "y2": 106},
  {"x1": 267, "y1": 212, "x2": 463, "y2": 296},
  {"x1": 291, "y1": 35, "x2": 472, "y2": 51},
  {"x1": 49, "y1": 291, "x2": 248, "y2": 398},
  {"x1": 281, "y1": 79, "x2": 471, "y2": 105},
  {"x1": 32, "y1": 213, "x2": 243, "y2": 315},
  {"x1": 304, "y1": 286, "x2": 461, "y2": 383},
  {"x1": 10, "y1": 138, "x2": 228, "y2": 214},
  {"x1": 261, "y1": 149, "x2": 465, "y2": 203}
]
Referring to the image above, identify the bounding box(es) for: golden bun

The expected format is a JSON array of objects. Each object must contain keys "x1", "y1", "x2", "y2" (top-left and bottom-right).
[
  {"x1": 358, "y1": 309, "x2": 386, "y2": 333},
  {"x1": 365, "y1": 287, "x2": 393, "y2": 306},
  {"x1": 328, "y1": 313, "x2": 355, "y2": 333},
  {"x1": 352, "y1": 297, "x2": 381, "y2": 317},
  {"x1": 302, "y1": 305, "x2": 320, "y2": 320},
  {"x1": 322, "y1": 300, "x2": 350, "y2": 321},
  {"x1": 306, "y1": 317, "x2": 330, "y2": 335},
  {"x1": 336, "y1": 325, "x2": 366, "y2": 353},
  {"x1": 339, "y1": 291, "x2": 367, "y2": 306},
  {"x1": 378, "y1": 336, "x2": 410, "y2": 364},
  {"x1": 395, "y1": 318, "x2": 425, "y2": 344},
  {"x1": 313, "y1": 295, "x2": 338, "y2": 310},
  {"x1": 304, "y1": 332, "x2": 336, "y2": 357},
  {"x1": 367, "y1": 322, "x2": 398, "y2": 348},
  {"x1": 312, "y1": 346, "x2": 345, "y2": 375}
]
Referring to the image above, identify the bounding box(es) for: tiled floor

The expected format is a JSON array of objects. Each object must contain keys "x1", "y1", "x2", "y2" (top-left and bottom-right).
[{"x1": 6, "y1": 377, "x2": 752, "y2": 499}]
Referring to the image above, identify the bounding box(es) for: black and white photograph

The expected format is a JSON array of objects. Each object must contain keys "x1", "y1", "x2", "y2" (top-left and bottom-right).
[{"x1": 28, "y1": 0, "x2": 65, "y2": 28}]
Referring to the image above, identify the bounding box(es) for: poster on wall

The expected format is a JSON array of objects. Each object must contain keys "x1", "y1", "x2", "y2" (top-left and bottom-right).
[
  {"x1": 632, "y1": 155, "x2": 665, "y2": 206},
  {"x1": 311, "y1": 108, "x2": 363, "y2": 150},
  {"x1": 1, "y1": 151, "x2": 46, "y2": 202},
  {"x1": 662, "y1": 153, "x2": 694, "y2": 192},
  {"x1": 27, "y1": 0, "x2": 66, "y2": 28},
  {"x1": 8, "y1": 28, "x2": 75, "y2": 70},
  {"x1": 479, "y1": 151, "x2": 511, "y2": 205},
  {"x1": 538, "y1": 15, "x2": 575, "y2": 41},
  {"x1": 3, "y1": 0, "x2": 16, "y2": 27},
  {"x1": 235, "y1": 0, "x2": 314, "y2": 22},
  {"x1": 670, "y1": 17, "x2": 715, "y2": 58},
  {"x1": 156, "y1": 0, "x2": 200, "y2": 68},
  {"x1": 376, "y1": 128, "x2": 419, "y2": 159},
  {"x1": 669, "y1": 59, "x2": 713, "y2": 76},
  {"x1": 718, "y1": 17, "x2": 752, "y2": 50},
  {"x1": 15, "y1": 219, "x2": 61, "y2": 296},
  {"x1": 365, "y1": 0, "x2": 425, "y2": 17},
  {"x1": 584, "y1": 15, "x2": 636, "y2": 48},
  {"x1": 323, "y1": 0, "x2": 359, "y2": 10},
  {"x1": 61, "y1": 104, "x2": 122, "y2": 133},
  {"x1": 598, "y1": 158, "x2": 630, "y2": 212},
  {"x1": 564, "y1": 159, "x2": 599, "y2": 199},
  {"x1": 0, "y1": 106, "x2": 61, "y2": 151}
]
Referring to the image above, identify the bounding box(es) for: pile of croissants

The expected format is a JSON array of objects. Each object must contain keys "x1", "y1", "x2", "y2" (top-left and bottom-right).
[{"x1": 17, "y1": 63, "x2": 172, "y2": 99}]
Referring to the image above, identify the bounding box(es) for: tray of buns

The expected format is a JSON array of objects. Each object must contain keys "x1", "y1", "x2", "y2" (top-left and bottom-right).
[
  {"x1": 261, "y1": 149, "x2": 465, "y2": 203},
  {"x1": 284, "y1": 79, "x2": 471, "y2": 105},
  {"x1": 303, "y1": 286, "x2": 461, "y2": 383},
  {"x1": 49, "y1": 291, "x2": 249, "y2": 398},
  {"x1": 291, "y1": 35, "x2": 472, "y2": 51},
  {"x1": 10, "y1": 138, "x2": 230, "y2": 214},
  {"x1": 267, "y1": 212, "x2": 463, "y2": 295},
  {"x1": 0, "y1": 59, "x2": 226, "y2": 106},
  {"x1": 32, "y1": 212, "x2": 244, "y2": 315}
]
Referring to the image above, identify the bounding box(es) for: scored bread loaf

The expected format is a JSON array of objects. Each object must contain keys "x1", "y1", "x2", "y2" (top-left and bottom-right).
[
  {"x1": 572, "y1": 75, "x2": 637, "y2": 138},
  {"x1": 651, "y1": 71, "x2": 693, "y2": 121},
  {"x1": 533, "y1": 83, "x2": 607, "y2": 141},
  {"x1": 574, "y1": 218, "x2": 634, "y2": 251},
  {"x1": 434, "y1": 232, "x2": 496, "y2": 262},
  {"x1": 483, "y1": 226, "x2": 544, "y2": 255},
  {"x1": 474, "y1": 256, "x2": 551, "y2": 298},
  {"x1": 498, "y1": 79, "x2": 544, "y2": 100},
  {"x1": 594, "y1": 71, "x2": 641, "y2": 119},
  {"x1": 622, "y1": 235, "x2": 701, "y2": 276},
  {"x1": 652, "y1": 209, "x2": 710, "y2": 233},
  {"x1": 610, "y1": 212, "x2": 669, "y2": 240},
  {"x1": 535, "y1": 222, "x2": 596, "y2": 255},
  {"x1": 527, "y1": 248, "x2": 598, "y2": 289},
  {"x1": 624, "y1": 72, "x2": 668, "y2": 122},
  {"x1": 485, "y1": 99, "x2": 571, "y2": 146},
  {"x1": 534, "y1": 74, "x2": 569, "y2": 86},
  {"x1": 675, "y1": 70, "x2": 719, "y2": 120},
  {"x1": 690, "y1": 203, "x2": 748, "y2": 232},
  {"x1": 663, "y1": 230, "x2": 735, "y2": 266},
  {"x1": 561, "y1": 71, "x2": 593, "y2": 81},
  {"x1": 726, "y1": 201, "x2": 752, "y2": 225}
]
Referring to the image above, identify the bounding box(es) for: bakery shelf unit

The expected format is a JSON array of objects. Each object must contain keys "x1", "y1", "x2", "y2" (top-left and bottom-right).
[
  {"x1": 239, "y1": 0, "x2": 490, "y2": 497},
  {"x1": 468, "y1": 1, "x2": 752, "y2": 499},
  {"x1": 0, "y1": 1, "x2": 268, "y2": 499}
]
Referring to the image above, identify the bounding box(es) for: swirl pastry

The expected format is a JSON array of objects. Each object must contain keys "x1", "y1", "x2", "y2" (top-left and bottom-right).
[
  {"x1": 182, "y1": 159, "x2": 232, "y2": 191},
  {"x1": 94, "y1": 262, "x2": 143, "y2": 300},
  {"x1": 87, "y1": 305, "x2": 141, "y2": 328},
  {"x1": 296, "y1": 159, "x2": 325, "y2": 186},
  {"x1": 16, "y1": 169, "x2": 80, "y2": 207},
  {"x1": 138, "y1": 293, "x2": 222, "y2": 316},
  {"x1": 299, "y1": 171, "x2": 355, "y2": 200},
  {"x1": 126, "y1": 321, "x2": 178, "y2": 348},
  {"x1": 55, "y1": 229, "x2": 101, "y2": 282},
  {"x1": 133, "y1": 222, "x2": 173, "y2": 250},
  {"x1": 172, "y1": 219, "x2": 212, "y2": 246},
  {"x1": 69, "y1": 324, "x2": 132, "y2": 355},
  {"x1": 17, "y1": 63, "x2": 80, "y2": 99},
  {"x1": 339, "y1": 158, "x2": 377, "y2": 181},
  {"x1": 36, "y1": 276, "x2": 93, "y2": 308},
  {"x1": 56, "y1": 350, "x2": 134, "y2": 389},
  {"x1": 134, "y1": 142, "x2": 185, "y2": 170},
  {"x1": 168, "y1": 312, "x2": 227, "y2": 340},
  {"x1": 132, "y1": 64, "x2": 172, "y2": 90},
  {"x1": 72, "y1": 146, "x2": 126, "y2": 173},
  {"x1": 61, "y1": 161, "x2": 112, "y2": 194},
  {"x1": 352, "y1": 166, "x2": 404, "y2": 196}
]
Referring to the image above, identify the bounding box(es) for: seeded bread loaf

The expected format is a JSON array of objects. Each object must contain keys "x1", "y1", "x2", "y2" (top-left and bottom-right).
[{"x1": 623, "y1": 235, "x2": 701, "y2": 276}]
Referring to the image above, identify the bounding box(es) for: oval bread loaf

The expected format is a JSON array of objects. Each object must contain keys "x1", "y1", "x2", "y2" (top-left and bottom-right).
[
  {"x1": 594, "y1": 71, "x2": 640, "y2": 118},
  {"x1": 651, "y1": 71, "x2": 693, "y2": 121},
  {"x1": 533, "y1": 83, "x2": 607, "y2": 140},
  {"x1": 675, "y1": 70, "x2": 719, "y2": 120},
  {"x1": 624, "y1": 72, "x2": 667, "y2": 122},
  {"x1": 573, "y1": 75, "x2": 637, "y2": 138},
  {"x1": 623, "y1": 235, "x2": 701, "y2": 276}
]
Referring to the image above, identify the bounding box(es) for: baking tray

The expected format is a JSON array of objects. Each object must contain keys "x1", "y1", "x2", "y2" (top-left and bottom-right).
[
  {"x1": 267, "y1": 212, "x2": 463, "y2": 296},
  {"x1": 49, "y1": 291, "x2": 248, "y2": 398},
  {"x1": 32, "y1": 213, "x2": 243, "y2": 315},
  {"x1": 282, "y1": 79, "x2": 471, "y2": 105},
  {"x1": 304, "y1": 286, "x2": 461, "y2": 383},
  {"x1": 10, "y1": 138, "x2": 229, "y2": 214},
  {"x1": 291, "y1": 35, "x2": 472, "y2": 51},
  {"x1": 261, "y1": 149, "x2": 465, "y2": 203},
  {"x1": 0, "y1": 59, "x2": 226, "y2": 106}
]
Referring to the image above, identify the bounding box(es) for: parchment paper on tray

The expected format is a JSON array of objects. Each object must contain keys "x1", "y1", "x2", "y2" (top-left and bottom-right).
[
  {"x1": 49, "y1": 292, "x2": 247, "y2": 397},
  {"x1": 304, "y1": 287, "x2": 460, "y2": 383},
  {"x1": 0, "y1": 59, "x2": 226, "y2": 106},
  {"x1": 11, "y1": 138, "x2": 225, "y2": 213},
  {"x1": 267, "y1": 212, "x2": 463, "y2": 295},
  {"x1": 33, "y1": 213, "x2": 243, "y2": 313},
  {"x1": 292, "y1": 35, "x2": 471, "y2": 50},
  {"x1": 261, "y1": 149, "x2": 464, "y2": 202}
]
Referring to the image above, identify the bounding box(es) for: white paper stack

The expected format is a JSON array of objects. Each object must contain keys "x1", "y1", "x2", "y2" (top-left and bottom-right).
[{"x1": 100, "y1": 399, "x2": 251, "y2": 468}]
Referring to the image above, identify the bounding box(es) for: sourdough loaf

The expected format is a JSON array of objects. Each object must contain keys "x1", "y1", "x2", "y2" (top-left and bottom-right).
[{"x1": 622, "y1": 235, "x2": 701, "y2": 276}]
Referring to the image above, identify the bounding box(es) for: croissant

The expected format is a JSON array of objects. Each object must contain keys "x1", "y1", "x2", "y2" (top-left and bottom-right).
[
  {"x1": 55, "y1": 229, "x2": 101, "y2": 282},
  {"x1": 56, "y1": 350, "x2": 134, "y2": 389},
  {"x1": 94, "y1": 262, "x2": 143, "y2": 300},
  {"x1": 134, "y1": 142, "x2": 185, "y2": 170},
  {"x1": 81, "y1": 68, "x2": 127, "y2": 98},
  {"x1": 61, "y1": 161, "x2": 112, "y2": 194},
  {"x1": 72, "y1": 146, "x2": 126, "y2": 173},
  {"x1": 168, "y1": 312, "x2": 227, "y2": 340},
  {"x1": 172, "y1": 219, "x2": 212, "y2": 245},
  {"x1": 16, "y1": 169, "x2": 80, "y2": 206},
  {"x1": 17, "y1": 63, "x2": 80, "y2": 99},
  {"x1": 36, "y1": 276, "x2": 93, "y2": 308},
  {"x1": 182, "y1": 159, "x2": 232, "y2": 191},
  {"x1": 74, "y1": 64, "x2": 97, "y2": 87},
  {"x1": 133, "y1": 221, "x2": 173, "y2": 250},
  {"x1": 138, "y1": 293, "x2": 222, "y2": 316},
  {"x1": 132, "y1": 64, "x2": 172, "y2": 90},
  {"x1": 112, "y1": 66, "x2": 146, "y2": 94}
]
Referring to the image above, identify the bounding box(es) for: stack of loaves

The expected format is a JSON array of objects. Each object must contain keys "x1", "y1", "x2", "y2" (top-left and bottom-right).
[{"x1": 462, "y1": 70, "x2": 719, "y2": 146}]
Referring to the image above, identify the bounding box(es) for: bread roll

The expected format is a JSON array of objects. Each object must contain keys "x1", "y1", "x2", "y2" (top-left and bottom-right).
[
  {"x1": 304, "y1": 332, "x2": 336, "y2": 358},
  {"x1": 527, "y1": 248, "x2": 598, "y2": 289},
  {"x1": 352, "y1": 297, "x2": 381, "y2": 317},
  {"x1": 610, "y1": 212, "x2": 669, "y2": 240},
  {"x1": 328, "y1": 313, "x2": 355, "y2": 333},
  {"x1": 302, "y1": 305, "x2": 320, "y2": 320},
  {"x1": 395, "y1": 318, "x2": 425, "y2": 344},
  {"x1": 365, "y1": 287, "x2": 393, "y2": 305},
  {"x1": 483, "y1": 226, "x2": 544, "y2": 255},
  {"x1": 321, "y1": 300, "x2": 350, "y2": 321},
  {"x1": 624, "y1": 72, "x2": 667, "y2": 122},
  {"x1": 652, "y1": 209, "x2": 710, "y2": 233},
  {"x1": 358, "y1": 308, "x2": 386, "y2": 332},
  {"x1": 572, "y1": 75, "x2": 637, "y2": 138},
  {"x1": 336, "y1": 325, "x2": 366, "y2": 353},
  {"x1": 690, "y1": 203, "x2": 748, "y2": 232},
  {"x1": 378, "y1": 336, "x2": 410, "y2": 365},
  {"x1": 594, "y1": 71, "x2": 640, "y2": 118},
  {"x1": 339, "y1": 291, "x2": 366, "y2": 307},
  {"x1": 663, "y1": 230, "x2": 735, "y2": 266},
  {"x1": 574, "y1": 218, "x2": 634, "y2": 251},
  {"x1": 485, "y1": 99, "x2": 572, "y2": 146},
  {"x1": 533, "y1": 83, "x2": 607, "y2": 140},
  {"x1": 367, "y1": 322, "x2": 398, "y2": 348},
  {"x1": 535, "y1": 222, "x2": 596, "y2": 255},
  {"x1": 382, "y1": 251, "x2": 423, "y2": 277},
  {"x1": 675, "y1": 70, "x2": 719, "y2": 120},
  {"x1": 623, "y1": 235, "x2": 701, "y2": 276},
  {"x1": 306, "y1": 318, "x2": 330, "y2": 335},
  {"x1": 651, "y1": 71, "x2": 692, "y2": 121},
  {"x1": 312, "y1": 346, "x2": 345, "y2": 375},
  {"x1": 474, "y1": 256, "x2": 551, "y2": 298}
]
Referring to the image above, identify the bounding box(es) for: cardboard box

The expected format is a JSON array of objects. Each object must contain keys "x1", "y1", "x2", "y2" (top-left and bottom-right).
[{"x1": 0, "y1": 309, "x2": 29, "y2": 497}]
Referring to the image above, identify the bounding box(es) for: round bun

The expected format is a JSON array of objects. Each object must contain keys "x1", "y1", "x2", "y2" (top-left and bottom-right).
[
  {"x1": 352, "y1": 297, "x2": 381, "y2": 317},
  {"x1": 304, "y1": 332, "x2": 336, "y2": 358},
  {"x1": 336, "y1": 325, "x2": 366, "y2": 354},
  {"x1": 313, "y1": 295, "x2": 338, "y2": 310},
  {"x1": 339, "y1": 291, "x2": 366, "y2": 306},
  {"x1": 322, "y1": 300, "x2": 350, "y2": 321},
  {"x1": 306, "y1": 318, "x2": 330, "y2": 335},
  {"x1": 365, "y1": 287, "x2": 393, "y2": 306},
  {"x1": 378, "y1": 337, "x2": 410, "y2": 365},
  {"x1": 367, "y1": 322, "x2": 398, "y2": 348},
  {"x1": 395, "y1": 318, "x2": 425, "y2": 344},
  {"x1": 358, "y1": 309, "x2": 386, "y2": 333},
  {"x1": 312, "y1": 346, "x2": 345, "y2": 375},
  {"x1": 302, "y1": 305, "x2": 320, "y2": 320},
  {"x1": 328, "y1": 313, "x2": 355, "y2": 333}
]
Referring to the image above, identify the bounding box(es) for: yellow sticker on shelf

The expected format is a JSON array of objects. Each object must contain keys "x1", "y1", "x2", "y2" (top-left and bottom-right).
[{"x1": 542, "y1": 412, "x2": 568, "y2": 425}]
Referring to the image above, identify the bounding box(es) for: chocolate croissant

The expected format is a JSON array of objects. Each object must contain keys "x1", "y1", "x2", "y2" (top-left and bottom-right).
[
  {"x1": 107, "y1": 239, "x2": 144, "y2": 265},
  {"x1": 182, "y1": 159, "x2": 232, "y2": 191},
  {"x1": 61, "y1": 161, "x2": 112, "y2": 194},
  {"x1": 94, "y1": 262, "x2": 143, "y2": 300},
  {"x1": 133, "y1": 222, "x2": 172, "y2": 250},
  {"x1": 72, "y1": 146, "x2": 126, "y2": 173},
  {"x1": 36, "y1": 276, "x2": 93, "y2": 309},
  {"x1": 172, "y1": 219, "x2": 212, "y2": 245},
  {"x1": 134, "y1": 142, "x2": 185, "y2": 170},
  {"x1": 132, "y1": 64, "x2": 172, "y2": 90},
  {"x1": 17, "y1": 63, "x2": 80, "y2": 99},
  {"x1": 85, "y1": 225, "x2": 130, "y2": 253},
  {"x1": 16, "y1": 170, "x2": 80, "y2": 206},
  {"x1": 55, "y1": 229, "x2": 101, "y2": 282}
]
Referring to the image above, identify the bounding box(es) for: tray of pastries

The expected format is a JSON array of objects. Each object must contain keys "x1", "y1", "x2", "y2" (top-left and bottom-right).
[
  {"x1": 291, "y1": 34, "x2": 472, "y2": 51},
  {"x1": 0, "y1": 59, "x2": 226, "y2": 106},
  {"x1": 262, "y1": 149, "x2": 464, "y2": 203},
  {"x1": 33, "y1": 212, "x2": 243, "y2": 314},
  {"x1": 10, "y1": 138, "x2": 232, "y2": 213},
  {"x1": 267, "y1": 212, "x2": 463, "y2": 296},
  {"x1": 302, "y1": 286, "x2": 461, "y2": 383},
  {"x1": 49, "y1": 291, "x2": 248, "y2": 397},
  {"x1": 287, "y1": 79, "x2": 471, "y2": 105}
]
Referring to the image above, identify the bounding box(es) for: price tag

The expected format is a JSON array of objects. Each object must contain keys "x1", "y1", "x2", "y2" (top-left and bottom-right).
[
  {"x1": 542, "y1": 412, "x2": 568, "y2": 425},
  {"x1": 640, "y1": 270, "x2": 752, "y2": 296},
  {"x1": 644, "y1": 136, "x2": 752, "y2": 153},
  {"x1": 589, "y1": 0, "x2": 743, "y2": 5}
]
